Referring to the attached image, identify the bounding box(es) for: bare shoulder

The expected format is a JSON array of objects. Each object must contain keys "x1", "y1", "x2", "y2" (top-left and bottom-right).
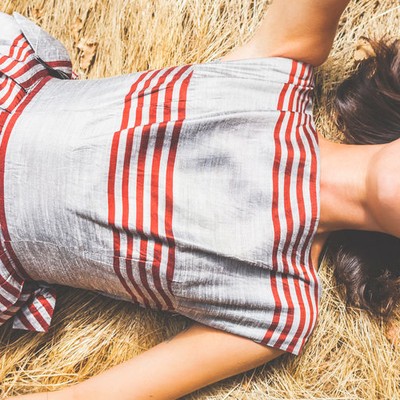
[{"x1": 367, "y1": 138, "x2": 400, "y2": 238}]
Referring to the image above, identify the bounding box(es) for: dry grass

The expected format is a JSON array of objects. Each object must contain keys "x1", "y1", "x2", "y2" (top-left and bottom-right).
[{"x1": 1, "y1": 0, "x2": 400, "y2": 399}]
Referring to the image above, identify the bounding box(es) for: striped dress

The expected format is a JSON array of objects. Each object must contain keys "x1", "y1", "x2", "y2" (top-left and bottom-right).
[{"x1": 0, "y1": 11, "x2": 322, "y2": 356}]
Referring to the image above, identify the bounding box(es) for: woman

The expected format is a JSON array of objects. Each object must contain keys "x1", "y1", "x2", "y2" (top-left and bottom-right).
[{"x1": 2, "y1": 0, "x2": 399, "y2": 399}]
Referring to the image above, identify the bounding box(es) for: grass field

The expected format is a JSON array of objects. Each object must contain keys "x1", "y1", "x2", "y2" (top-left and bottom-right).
[{"x1": 0, "y1": 1, "x2": 399, "y2": 399}]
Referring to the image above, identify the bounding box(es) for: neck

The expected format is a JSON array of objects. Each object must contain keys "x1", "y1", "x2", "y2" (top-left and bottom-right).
[{"x1": 317, "y1": 132, "x2": 385, "y2": 235}]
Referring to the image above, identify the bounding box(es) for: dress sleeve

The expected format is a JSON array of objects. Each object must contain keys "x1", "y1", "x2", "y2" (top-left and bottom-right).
[
  {"x1": 172, "y1": 262, "x2": 322, "y2": 356},
  {"x1": 0, "y1": 11, "x2": 72, "y2": 332},
  {"x1": 0, "y1": 11, "x2": 75, "y2": 115}
]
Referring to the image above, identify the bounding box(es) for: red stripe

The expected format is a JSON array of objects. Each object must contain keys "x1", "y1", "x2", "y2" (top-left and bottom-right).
[
  {"x1": 25, "y1": 296, "x2": 51, "y2": 332},
  {"x1": 278, "y1": 66, "x2": 313, "y2": 350},
  {"x1": 287, "y1": 67, "x2": 317, "y2": 353},
  {"x1": 135, "y1": 69, "x2": 170, "y2": 309},
  {"x1": 37, "y1": 291, "x2": 55, "y2": 318},
  {"x1": 280, "y1": 62, "x2": 307, "y2": 274},
  {"x1": 165, "y1": 69, "x2": 193, "y2": 293},
  {"x1": 122, "y1": 129, "x2": 150, "y2": 306},
  {"x1": 0, "y1": 58, "x2": 47, "y2": 91},
  {"x1": 2, "y1": 89, "x2": 25, "y2": 112},
  {"x1": 0, "y1": 111, "x2": 8, "y2": 131},
  {"x1": 0, "y1": 290, "x2": 16, "y2": 308},
  {"x1": 0, "y1": 79, "x2": 19, "y2": 104},
  {"x1": 122, "y1": 69, "x2": 168, "y2": 308},
  {"x1": 285, "y1": 69, "x2": 318, "y2": 352},
  {"x1": 0, "y1": 76, "x2": 51, "y2": 286},
  {"x1": 261, "y1": 60, "x2": 298, "y2": 345},
  {"x1": 0, "y1": 276, "x2": 22, "y2": 302},
  {"x1": 46, "y1": 60, "x2": 72, "y2": 68},
  {"x1": 13, "y1": 308, "x2": 36, "y2": 331},
  {"x1": 120, "y1": 73, "x2": 148, "y2": 130},
  {"x1": 9, "y1": 35, "x2": 23, "y2": 58},
  {"x1": 273, "y1": 63, "x2": 309, "y2": 349},
  {"x1": 0, "y1": 56, "x2": 37, "y2": 76},
  {"x1": 22, "y1": 48, "x2": 35, "y2": 62},
  {"x1": 147, "y1": 68, "x2": 180, "y2": 309},
  {"x1": 148, "y1": 67, "x2": 193, "y2": 307},
  {"x1": 21, "y1": 302, "x2": 49, "y2": 332},
  {"x1": 0, "y1": 82, "x2": 25, "y2": 111},
  {"x1": 19, "y1": 69, "x2": 48, "y2": 89},
  {"x1": 14, "y1": 36, "x2": 29, "y2": 61},
  {"x1": 292, "y1": 84, "x2": 318, "y2": 351},
  {"x1": 276, "y1": 66, "x2": 316, "y2": 352},
  {"x1": 123, "y1": 70, "x2": 162, "y2": 308},
  {"x1": 108, "y1": 131, "x2": 140, "y2": 302},
  {"x1": 0, "y1": 77, "x2": 9, "y2": 91},
  {"x1": 107, "y1": 72, "x2": 149, "y2": 306},
  {"x1": 297, "y1": 112, "x2": 320, "y2": 351}
]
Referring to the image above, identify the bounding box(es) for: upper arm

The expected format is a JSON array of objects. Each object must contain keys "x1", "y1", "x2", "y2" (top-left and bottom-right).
[
  {"x1": 221, "y1": 0, "x2": 351, "y2": 66},
  {"x1": 68, "y1": 322, "x2": 286, "y2": 400}
]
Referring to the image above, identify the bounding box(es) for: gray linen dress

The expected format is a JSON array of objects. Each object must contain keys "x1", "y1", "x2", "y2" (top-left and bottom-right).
[{"x1": 0, "y1": 11, "x2": 321, "y2": 356}]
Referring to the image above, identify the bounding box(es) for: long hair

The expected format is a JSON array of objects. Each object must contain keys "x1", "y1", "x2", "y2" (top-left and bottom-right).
[{"x1": 323, "y1": 37, "x2": 400, "y2": 318}]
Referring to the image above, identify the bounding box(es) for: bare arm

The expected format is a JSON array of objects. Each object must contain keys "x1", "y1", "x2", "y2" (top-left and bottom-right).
[
  {"x1": 68, "y1": 322, "x2": 285, "y2": 399},
  {"x1": 7, "y1": 322, "x2": 285, "y2": 400},
  {"x1": 221, "y1": 0, "x2": 352, "y2": 66}
]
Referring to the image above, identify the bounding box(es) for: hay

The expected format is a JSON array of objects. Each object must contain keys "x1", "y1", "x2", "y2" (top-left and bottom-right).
[{"x1": 0, "y1": 0, "x2": 399, "y2": 398}]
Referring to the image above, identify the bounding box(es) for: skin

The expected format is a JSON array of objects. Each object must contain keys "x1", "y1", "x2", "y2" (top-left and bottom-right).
[{"x1": 9, "y1": 0, "x2": 399, "y2": 399}]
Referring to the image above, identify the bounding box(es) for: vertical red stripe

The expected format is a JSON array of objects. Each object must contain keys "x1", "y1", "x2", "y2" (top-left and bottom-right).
[
  {"x1": 287, "y1": 71, "x2": 317, "y2": 354},
  {"x1": 275, "y1": 64, "x2": 316, "y2": 347},
  {"x1": 291, "y1": 86, "x2": 318, "y2": 351},
  {"x1": 261, "y1": 60, "x2": 298, "y2": 345},
  {"x1": 148, "y1": 67, "x2": 184, "y2": 309},
  {"x1": 107, "y1": 72, "x2": 149, "y2": 306},
  {"x1": 297, "y1": 114, "x2": 320, "y2": 351},
  {"x1": 289, "y1": 68, "x2": 317, "y2": 353},
  {"x1": 276, "y1": 66, "x2": 317, "y2": 352},
  {"x1": 135, "y1": 67, "x2": 192, "y2": 308},
  {"x1": 14, "y1": 35, "x2": 29, "y2": 61},
  {"x1": 0, "y1": 77, "x2": 11, "y2": 91},
  {"x1": 122, "y1": 69, "x2": 161, "y2": 308},
  {"x1": 0, "y1": 108, "x2": 10, "y2": 131},
  {"x1": 165, "y1": 71, "x2": 193, "y2": 292},
  {"x1": 122, "y1": 68, "x2": 166, "y2": 308},
  {"x1": 280, "y1": 63, "x2": 307, "y2": 274},
  {"x1": 9, "y1": 35, "x2": 23, "y2": 57},
  {"x1": 286, "y1": 69, "x2": 319, "y2": 352}
]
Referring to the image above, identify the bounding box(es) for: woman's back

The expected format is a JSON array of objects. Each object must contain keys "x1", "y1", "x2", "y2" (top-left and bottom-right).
[{"x1": 0, "y1": 11, "x2": 320, "y2": 356}]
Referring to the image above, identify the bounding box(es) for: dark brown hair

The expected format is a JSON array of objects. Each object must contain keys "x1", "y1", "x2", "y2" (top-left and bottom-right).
[{"x1": 324, "y1": 37, "x2": 400, "y2": 318}]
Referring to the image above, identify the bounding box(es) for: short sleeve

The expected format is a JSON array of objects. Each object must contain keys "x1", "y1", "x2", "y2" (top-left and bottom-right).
[{"x1": 171, "y1": 259, "x2": 321, "y2": 356}]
